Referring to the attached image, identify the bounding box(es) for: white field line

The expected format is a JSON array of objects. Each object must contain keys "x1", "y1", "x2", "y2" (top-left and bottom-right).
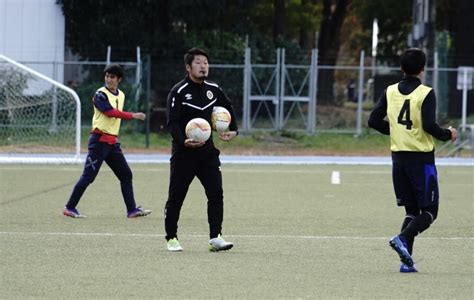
[{"x1": 0, "y1": 231, "x2": 472, "y2": 240}]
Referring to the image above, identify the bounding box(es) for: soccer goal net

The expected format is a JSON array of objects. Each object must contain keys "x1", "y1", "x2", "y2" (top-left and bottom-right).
[{"x1": 0, "y1": 54, "x2": 81, "y2": 162}]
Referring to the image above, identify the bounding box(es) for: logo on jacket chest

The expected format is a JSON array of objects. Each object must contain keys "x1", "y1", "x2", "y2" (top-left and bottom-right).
[
  {"x1": 206, "y1": 90, "x2": 213, "y2": 100},
  {"x1": 185, "y1": 93, "x2": 192, "y2": 100}
]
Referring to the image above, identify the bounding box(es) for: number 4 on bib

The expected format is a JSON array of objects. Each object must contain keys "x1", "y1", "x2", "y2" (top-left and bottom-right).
[{"x1": 397, "y1": 99, "x2": 413, "y2": 130}]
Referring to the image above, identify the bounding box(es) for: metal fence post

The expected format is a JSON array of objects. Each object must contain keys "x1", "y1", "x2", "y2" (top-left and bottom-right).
[
  {"x1": 106, "y1": 46, "x2": 111, "y2": 65},
  {"x1": 433, "y1": 51, "x2": 439, "y2": 117},
  {"x1": 276, "y1": 48, "x2": 281, "y2": 130},
  {"x1": 242, "y1": 47, "x2": 251, "y2": 132},
  {"x1": 134, "y1": 47, "x2": 142, "y2": 110},
  {"x1": 277, "y1": 48, "x2": 285, "y2": 130},
  {"x1": 461, "y1": 67, "x2": 468, "y2": 132},
  {"x1": 308, "y1": 49, "x2": 318, "y2": 134},
  {"x1": 355, "y1": 50, "x2": 365, "y2": 136},
  {"x1": 145, "y1": 54, "x2": 151, "y2": 148}
]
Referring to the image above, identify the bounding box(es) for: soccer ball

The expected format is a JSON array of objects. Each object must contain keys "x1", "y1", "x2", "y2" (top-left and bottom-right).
[
  {"x1": 185, "y1": 118, "x2": 211, "y2": 142},
  {"x1": 211, "y1": 106, "x2": 231, "y2": 132}
]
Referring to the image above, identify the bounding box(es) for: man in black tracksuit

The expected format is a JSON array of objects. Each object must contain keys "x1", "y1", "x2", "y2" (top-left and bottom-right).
[{"x1": 164, "y1": 48, "x2": 238, "y2": 252}]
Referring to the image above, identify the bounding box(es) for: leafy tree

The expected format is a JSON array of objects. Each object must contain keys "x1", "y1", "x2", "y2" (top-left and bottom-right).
[
  {"x1": 350, "y1": 0, "x2": 412, "y2": 64},
  {"x1": 298, "y1": 0, "x2": 321, "y2": 50},
  {"x1": 436, "y1": 0, "x2": 474, "y2": 117},
  {"x1": 57, "y1": 0, "x2": 248, "y2": 59}
]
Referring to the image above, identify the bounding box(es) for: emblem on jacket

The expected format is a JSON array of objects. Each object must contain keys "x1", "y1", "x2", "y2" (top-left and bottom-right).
[{"x1": 206, "y1": 91, "x2": 213, "y2": 100}]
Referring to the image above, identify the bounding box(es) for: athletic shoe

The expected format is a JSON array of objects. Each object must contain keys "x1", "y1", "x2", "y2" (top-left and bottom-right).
[
  {"x1": 209, "y1": 234, "x2": 233, "y2": 252},
  {"x1": 400, "y1": 263, "x2": 418, "y2": 273},
  {"x1": 127, "y1": 206, "x2": 152, "y2": 218},
  {"x1": 167, "y1": 238, "x2": 183, "y2": 252},
  {"x1": 63, "y1": 207, "x2": 86, "y2": 218},
  {"x1": 389, "y1": 235, "x2": 414, "y2": 267}
]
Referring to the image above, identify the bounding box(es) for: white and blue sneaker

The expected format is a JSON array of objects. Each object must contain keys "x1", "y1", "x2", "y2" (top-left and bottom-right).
[
  {"x1": 127, "y1": 206, "x2": 152, "y2": 218},
  {"x1": 400, "y1": 263, "x2": 418, "y2": 273},
  {"x1": 63, "y1": 207, "x2": 86, "y2": 218},
  {"x1": 389, "y1": 235, "x2": 414, "y2": 267}
]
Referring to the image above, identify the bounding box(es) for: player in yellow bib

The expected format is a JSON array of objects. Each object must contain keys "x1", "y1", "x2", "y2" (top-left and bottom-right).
[
  {"x1": 369, "y1": 48, "x2": 457, "y2": 272},
  {"x1": 63, "y1": 64, "x2": 152, "y2": 219}
]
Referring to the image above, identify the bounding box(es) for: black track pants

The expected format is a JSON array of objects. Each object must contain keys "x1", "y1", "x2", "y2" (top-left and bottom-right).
[{"x1": 164, "y1": 150, "x2": 223, "y2": 240}]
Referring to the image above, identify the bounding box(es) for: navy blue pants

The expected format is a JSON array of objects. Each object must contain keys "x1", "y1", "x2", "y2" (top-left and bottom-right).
[
  {"x1": 66, "y1": 134, "x2": 137, "y2": 212},
  {"x1": 393, "y1": 160, "x2": 440, "y2": 254},
  {"x1": 392, "y1": 161, "x2": 439, "y2": 209},
  {"x1": 164, "y1": 149, "x2": 224, "y2": 240}
]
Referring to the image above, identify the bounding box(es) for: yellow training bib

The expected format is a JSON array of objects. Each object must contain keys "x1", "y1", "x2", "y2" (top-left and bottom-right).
[
  {"x1": 386, "y1": 83, "x2": 434, "y2": 152},
  {"x1": 91, "y1": 87, "x2": 125, "y2": 136}
]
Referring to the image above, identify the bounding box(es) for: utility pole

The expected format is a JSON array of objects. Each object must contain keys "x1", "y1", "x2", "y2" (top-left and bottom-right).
[{"x1": 409, "y1": 0, "x2": 436, "y2": 79}]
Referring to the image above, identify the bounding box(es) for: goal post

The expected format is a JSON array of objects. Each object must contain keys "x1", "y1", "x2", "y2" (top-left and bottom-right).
[{"x1": 0, "y1": 54, "x2": 81, "y2": 161}]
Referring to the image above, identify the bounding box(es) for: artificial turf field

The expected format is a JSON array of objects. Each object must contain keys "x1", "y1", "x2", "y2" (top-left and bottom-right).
[{"x1": 0, "y1": 163, "x2": 472, "y2": 298}]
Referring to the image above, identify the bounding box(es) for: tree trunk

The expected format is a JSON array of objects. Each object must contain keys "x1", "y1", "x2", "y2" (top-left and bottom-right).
[
  {"x1": 447, "y1": 0, "x2": 474, "y2": 117},
  {"x1": 274, "y1": 0, "x2": 286, "y2": 43},
  {"x1": 158, "y1": 0, "x2": 171, "y2": 34},
  {"x1": 317, "y1": 0, "x2": 351, "y2": 104},
  {"x1": 299, "y1": 0, "x2": 317, "y2": 50}
]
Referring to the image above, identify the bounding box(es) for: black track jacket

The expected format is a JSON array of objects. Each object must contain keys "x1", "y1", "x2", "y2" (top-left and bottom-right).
[{"x1": 166, "y1": 76, "x2": 238, "y2": 154}]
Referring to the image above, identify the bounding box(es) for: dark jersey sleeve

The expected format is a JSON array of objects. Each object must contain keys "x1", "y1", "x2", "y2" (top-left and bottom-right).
[
  {"x1": 93, "y1": 91, "x2": 114, "y2": 112},
  {"x1": 215, "y1": 87, "x2": 239, "y2": 132},
  {"x1": 421, "y1": 90, "x2": 452, "y2": 141},
  {"x1": 166, "y1": 89, "x2": 186, "y2": 145},
  {"x1": 93, "y1": 91, "x2": 133, "y2": 119},
  {"x1": 368, "y1": 90, "x2": 390, "y2": 135}
]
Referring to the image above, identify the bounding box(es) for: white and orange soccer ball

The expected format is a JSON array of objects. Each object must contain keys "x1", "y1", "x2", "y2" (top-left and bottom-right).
[
  {"x1": 211, "y1": 106, "x2": 231, "y2": 132},
  {"x1": 185, "y1": 118, "x2": 211, "y2": 142}
]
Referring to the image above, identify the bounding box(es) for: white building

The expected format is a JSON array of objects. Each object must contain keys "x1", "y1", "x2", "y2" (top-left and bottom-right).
[{"x1": 0, "y1": 0, "x2": 65, "y2": 82}]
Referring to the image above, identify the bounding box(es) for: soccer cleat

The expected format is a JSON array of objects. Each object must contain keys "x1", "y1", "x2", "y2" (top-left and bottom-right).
[
  {"x1": 400, "y1": 263, "x2": 418, "y2": 273},
  {"x1": 389, "y1": 235, "x2": 414, "y2": 267},
  {"x1": 209, "y1": 234, "x2": 233, "y2": 252},
  {"x1": 63, "y1": 207, "x2": 86, "y2": 218},
  {"x1": 167, "y1": 238, "x2": 183, "y2": 252},
  {"x1": 127, "y1": 206, "x2": 152, "y2": 218}
]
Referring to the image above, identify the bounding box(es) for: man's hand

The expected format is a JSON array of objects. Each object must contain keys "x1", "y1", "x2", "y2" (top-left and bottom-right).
[
  {"x1": 184, "y1": 138, "x2": 205, "y2": 148},
  {"x1": 132, "y1": 112, "x2": 146, "y2": 120},
  {"x1": 219, "y1": 131, "x2": 237, "y2": 141},
  {"x1": 447, "y1": 126, "x2": 458, "y2": 142}
]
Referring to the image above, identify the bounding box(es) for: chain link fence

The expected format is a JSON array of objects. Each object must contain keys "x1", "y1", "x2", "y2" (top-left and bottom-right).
[{"x1": 2, "y1": 48, "x2": 472, "y2": 151}]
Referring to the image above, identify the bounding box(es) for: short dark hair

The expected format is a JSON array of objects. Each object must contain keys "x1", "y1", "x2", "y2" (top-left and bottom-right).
[
  {"x1": 400, "y1": 48, "x2": 426, "y2": 76},
  {"x1": 184, "y1": 48, "x2": 209, "y2": 66},
  {"x1": 104, "y1": 64, "x2": 124, "y2": 79}
]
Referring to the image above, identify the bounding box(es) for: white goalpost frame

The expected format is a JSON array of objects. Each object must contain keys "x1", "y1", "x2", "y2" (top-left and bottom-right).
[{"x1": 0, "y1": 54, "x2": 82, "y2": 160}]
